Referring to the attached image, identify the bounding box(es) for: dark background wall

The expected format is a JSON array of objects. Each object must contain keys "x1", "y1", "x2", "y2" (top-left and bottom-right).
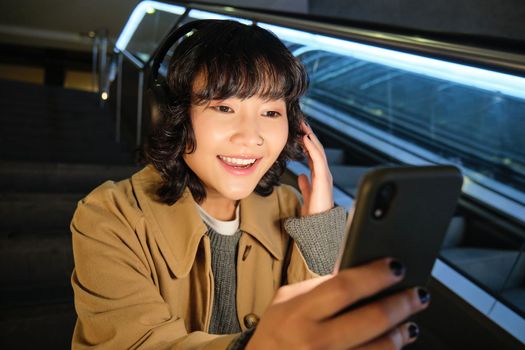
[
  {"x1": 0, "y1": 0, "x2": 524, "y2": 55},
  {"x1": 309, "y1": 0, "x2": 525, "y2": 42}
]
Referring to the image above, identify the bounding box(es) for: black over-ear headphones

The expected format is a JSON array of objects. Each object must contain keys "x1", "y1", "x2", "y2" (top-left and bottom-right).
[{"x1": 148, "y1": 19, "x2": 216, "y2": 112}]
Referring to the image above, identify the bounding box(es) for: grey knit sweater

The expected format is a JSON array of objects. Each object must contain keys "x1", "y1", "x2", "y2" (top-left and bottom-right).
[
  {"x1": 207, "y1": 227, "x2": 243, "y2": 334},
  {"x1": 206, "y1": 206, "x2": 346, "y2": 336}
]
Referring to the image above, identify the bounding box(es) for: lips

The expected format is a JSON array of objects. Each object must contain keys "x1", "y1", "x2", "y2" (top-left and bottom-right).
[
  {"x1": 217, "y1": 155, "x2": 261, "y2": 175},
  {"x1": 218, "y1": 155, "x2": 257, "y2": 167}
]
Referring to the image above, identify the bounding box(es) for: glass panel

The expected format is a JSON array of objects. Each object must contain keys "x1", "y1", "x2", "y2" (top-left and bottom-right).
[
  {"x1": 115, "y1": 2, "x2": 186, "y2": 62},
  {"x1": 126, "y1": 9, "x2": 181, "y2": 62},
  {"x1": 260, "y1": 23, "x2": 525, "y2": 224}
]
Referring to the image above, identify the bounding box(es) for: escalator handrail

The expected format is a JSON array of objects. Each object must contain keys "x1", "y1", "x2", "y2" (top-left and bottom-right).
[{"x1": 179, "y1": 1, "x2": 525, "y2": 77}]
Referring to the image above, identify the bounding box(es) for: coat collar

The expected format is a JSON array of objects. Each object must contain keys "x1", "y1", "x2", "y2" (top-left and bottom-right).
[{"x1": 131, "y1": 166, "x2": 284, "y2": 278}]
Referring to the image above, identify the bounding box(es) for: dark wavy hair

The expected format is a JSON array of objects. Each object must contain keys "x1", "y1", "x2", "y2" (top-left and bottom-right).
[{"x1": 143, "y1": 20, "x2": 309, "y2": 205}]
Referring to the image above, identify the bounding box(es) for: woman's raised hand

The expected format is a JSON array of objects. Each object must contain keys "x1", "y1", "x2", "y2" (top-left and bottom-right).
[
  {"x1": 298, "y1": 120, "x2": 334, "y2": 216},
  {"x1": 246, "y1": 258, "x2": 429, "y2": 350}
]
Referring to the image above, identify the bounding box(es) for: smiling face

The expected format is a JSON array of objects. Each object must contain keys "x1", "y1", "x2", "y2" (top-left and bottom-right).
[
  {"x1": 183, "y1": 95, "x2": 289, "y2": 204},
  {"x1": 143, "y1": 20, "x2": 309, "y2": 210}
]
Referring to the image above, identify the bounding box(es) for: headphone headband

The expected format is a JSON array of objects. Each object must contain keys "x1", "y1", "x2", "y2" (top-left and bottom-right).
[{"x1": 150, "y1": 19, "x2": 216, "y2": 85}]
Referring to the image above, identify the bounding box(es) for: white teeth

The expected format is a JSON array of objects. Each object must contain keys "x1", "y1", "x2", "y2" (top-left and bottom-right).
[{"x1": 219, "y1": 156, "x2": 257, "y2": 165}]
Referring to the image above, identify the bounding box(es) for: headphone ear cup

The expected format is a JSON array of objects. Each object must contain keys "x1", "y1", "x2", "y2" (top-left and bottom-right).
[
  {"x1": 147, "y1": 20, "x2": 214, "y2": 129},
  {"x1": 148, "y1": 79, "x2": 170, "y2": 128}
]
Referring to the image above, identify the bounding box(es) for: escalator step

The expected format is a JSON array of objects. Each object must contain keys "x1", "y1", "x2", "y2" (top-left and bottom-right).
[
  {"x1": 324, "y1": 148, "x2": 345, "y2": 165},
  {"x1": 329, "y1": 165, "x2": 370, "y2": 196}
]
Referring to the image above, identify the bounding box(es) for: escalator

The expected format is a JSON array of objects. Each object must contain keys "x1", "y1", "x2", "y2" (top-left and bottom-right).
[
  {"x1": 2, "y1": 1, "x2": 525, "y2": 349},
  {"x1": 109, "y1": 2, "x2": 525, "y2": 348}
]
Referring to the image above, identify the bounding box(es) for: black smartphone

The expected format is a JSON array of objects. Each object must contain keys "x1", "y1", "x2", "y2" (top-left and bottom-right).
[{"x1": 335, "y1": 165, "x2": 463, "y2": 298}]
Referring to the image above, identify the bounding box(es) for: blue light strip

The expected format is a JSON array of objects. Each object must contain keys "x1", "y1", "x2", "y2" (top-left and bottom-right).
[
  {"x1": 258, "y1": 23, "x2": 525, "y2": 101},
  {"x1": 187, "y1": 9, "x2": 252, "y2": 25},
  {"x1": 490, "y1": 301, "x2": 525, "y2": 343},
  {"x1": 115, "y1": 1, "x2": 185, "y2": 52}
]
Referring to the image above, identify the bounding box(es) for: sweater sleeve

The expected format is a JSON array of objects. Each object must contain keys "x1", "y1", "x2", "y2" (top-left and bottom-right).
[{"x1": 283, "y1": 207, "x2": 346, "y2": 275}]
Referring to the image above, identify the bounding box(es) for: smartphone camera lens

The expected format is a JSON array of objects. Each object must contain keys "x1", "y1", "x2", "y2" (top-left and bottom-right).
[
  {"x1": 372, "y1": 183, "x2": 396, "y2": 220},
  {"x1": 379, "y1": 183, "x2": 395, "y2": 201},
  {"x1": 373, "y1": 208, "x2": 384, "y2": 219}
]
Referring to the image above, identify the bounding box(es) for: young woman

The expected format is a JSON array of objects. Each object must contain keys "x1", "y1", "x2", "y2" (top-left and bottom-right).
[{"x1": 70, "y1": 20, "x2": 429, "y2": 349}]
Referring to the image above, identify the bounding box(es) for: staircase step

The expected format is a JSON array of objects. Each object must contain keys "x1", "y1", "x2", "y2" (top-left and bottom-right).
[
  {"x1": 0, "y1": 116, "x2": 115, "y2": 127},
  {"x1": 0, "y1": 133, "x2": 120, "y2": 149},
  {"x1": 0, "y1": 302, "x2": 76, "y2": 350},
  {"x1": 1, "y1": 148, "x2": 136, "y2": 164},
  {"x1": 0, "y1": 193, "x2": 81, "y2": 232},
  {"x1": 0, "y1": 129, "x2": 117, "y2": 143},
  {"x1": 0, "y1": 111, "x2": 115, "y2": 123},
  {"x1": 0, "y1": 230, "x2": 73, "y2": 304},
  {"x1": 0, "y1": 79, "x2": 136, "y2": 349},
  {"x1": 0, "y1": 162, "x2": 139, "y2": 193}
]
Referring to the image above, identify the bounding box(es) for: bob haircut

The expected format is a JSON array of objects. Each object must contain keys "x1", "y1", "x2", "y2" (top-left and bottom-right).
[{"x1": 143, "y1": 20, "x2": 309, "y2": 205}]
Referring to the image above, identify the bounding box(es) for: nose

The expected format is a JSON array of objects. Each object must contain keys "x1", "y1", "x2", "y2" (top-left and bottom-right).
[{"x1": 230, "y1": 115, "x2": 264, "y2": 147}]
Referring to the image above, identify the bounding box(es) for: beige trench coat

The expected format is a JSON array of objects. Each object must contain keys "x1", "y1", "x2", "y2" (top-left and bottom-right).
[{"x1": 70, "y1": 165, "x2": 318, "y2": 349}]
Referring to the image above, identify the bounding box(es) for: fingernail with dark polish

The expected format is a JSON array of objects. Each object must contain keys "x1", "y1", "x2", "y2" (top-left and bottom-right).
[
  {"x1": 408, "y1": 323, "x2": 419, "y2": 339},
  {"x1": 417, "y1": 287, "x2": 430, "y2": 304},
  {"x1": 389, "y1": 260, "x2": 405, "y2": 276}
]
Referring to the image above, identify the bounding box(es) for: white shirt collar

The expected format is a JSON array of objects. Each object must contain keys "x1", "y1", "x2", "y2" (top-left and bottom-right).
[{"x1": 196, "y1": 203, "x2": 240, "y2": 236}]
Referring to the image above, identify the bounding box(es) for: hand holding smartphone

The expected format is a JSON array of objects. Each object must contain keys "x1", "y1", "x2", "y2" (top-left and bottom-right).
[{"x1": 335, "y1": 165, "x2": 463, "y2": 303}]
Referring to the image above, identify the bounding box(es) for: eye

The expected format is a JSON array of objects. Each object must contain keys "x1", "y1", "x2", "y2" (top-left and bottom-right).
[
  {"x1": 212, "y1": 105, "x2": 234, "y2": 113},
  {"x1": 262, "y1": 110, "x2": 282, "y2": 118}
]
